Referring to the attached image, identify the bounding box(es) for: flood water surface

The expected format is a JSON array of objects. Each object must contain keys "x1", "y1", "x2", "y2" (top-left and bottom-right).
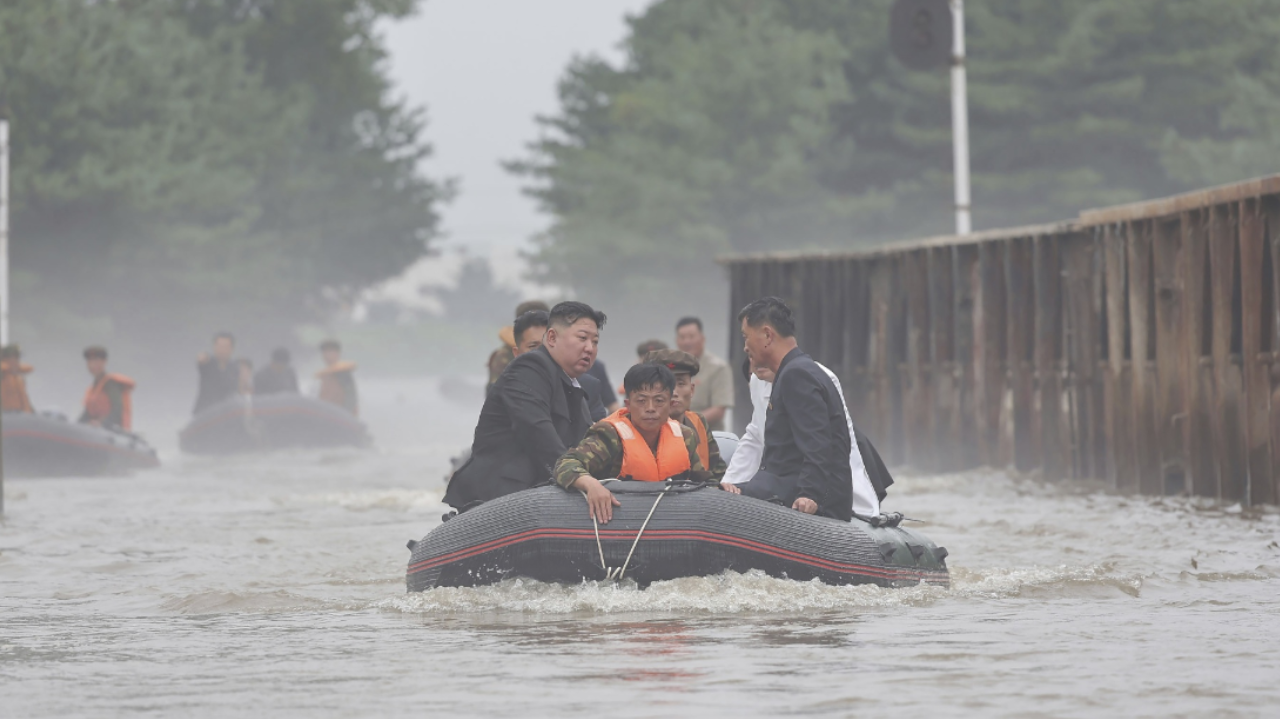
[{"x1": 2, "y1": 379, "x2": 1279, "y2": 717}]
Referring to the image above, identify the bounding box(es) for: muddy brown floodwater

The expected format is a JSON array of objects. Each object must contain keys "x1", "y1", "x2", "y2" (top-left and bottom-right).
[{"x1": 2, "y1": 378, "x2": 1278, "y2": 718}]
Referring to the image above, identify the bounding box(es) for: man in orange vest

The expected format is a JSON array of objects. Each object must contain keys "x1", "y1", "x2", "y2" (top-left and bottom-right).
[
  {"x1": 316, "y1": 339, "x2": 358, "y2": 415},
  {"x1": 79, "y1": 346, "x2": 136, "y2": 431},
  {"x1": 642, "y1": 349, "x2": 728, "y2": 482},
  {"x1": 554, "y1": 363, "x2": 726, "y2": 523},
  {"x1": 1, "y1": 344, "x2": 35, "y2": 413}
]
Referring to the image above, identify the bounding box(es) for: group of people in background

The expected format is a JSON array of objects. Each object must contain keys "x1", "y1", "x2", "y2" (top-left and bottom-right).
[
  {"x1": 1, "y1": 343, "x2": 139, "y2": 432},
  {"x1": 448, "y1": 296, "x2": 893, "y2": 524},
  {"x1": 192, "y1": 333, "x2": 359, "y2": 417},
  {"x1": 0, "y1": 330, "x2": 361, "y2": 439}
]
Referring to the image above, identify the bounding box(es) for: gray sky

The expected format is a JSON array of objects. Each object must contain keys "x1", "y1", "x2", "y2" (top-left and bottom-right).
[{"x1": 383, "y1": 0, "x2": 653, "y2": 260}]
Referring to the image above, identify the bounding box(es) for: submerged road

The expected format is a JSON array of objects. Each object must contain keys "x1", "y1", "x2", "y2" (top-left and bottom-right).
[{"x1": 2, "y1": 378, "x2": 1278, "y2": 717}]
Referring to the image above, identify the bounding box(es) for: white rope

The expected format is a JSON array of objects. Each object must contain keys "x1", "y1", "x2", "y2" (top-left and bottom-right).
[{"x1": 581, "y1": 480, "x2": 672, "y2": 581}]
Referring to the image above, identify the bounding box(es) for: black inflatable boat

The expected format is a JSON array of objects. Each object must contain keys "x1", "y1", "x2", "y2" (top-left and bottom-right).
[
  {"x1": 2, "y1": 411, "x2": 160, "y2": 478},
  {"x1": 406, "y1": 480, "x2": 949, "y2": 591},
  {"x1": 179, "y1": 395, "x2": 369, "y2": 455}
]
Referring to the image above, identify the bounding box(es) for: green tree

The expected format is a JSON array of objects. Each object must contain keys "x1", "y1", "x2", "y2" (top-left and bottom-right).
[
  {"x1": 513, "y1": 0, "x2": 1280, "y2": 312},
  {"x1": 0, "y1": 0, "x2": 450, "y2": 367}
]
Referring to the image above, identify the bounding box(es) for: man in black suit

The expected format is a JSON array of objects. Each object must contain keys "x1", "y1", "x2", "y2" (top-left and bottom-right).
[
  {"x1": 735, "y1": 297, "x2": 853, "y2": 521},
  {"x1": 444, "y1": 301, "x2": 607, "y2": 511}
]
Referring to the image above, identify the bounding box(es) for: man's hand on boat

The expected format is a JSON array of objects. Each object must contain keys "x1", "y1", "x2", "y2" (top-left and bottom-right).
[
  {"x1": 720, "y1": 481, "x2": 741, "y2": 495},
  {"x1": 571, "y1": 475, "x2": 622, "y2": 523},
  {"x1": 792, "y1": 496, "x2": 818, "y2": 514}
]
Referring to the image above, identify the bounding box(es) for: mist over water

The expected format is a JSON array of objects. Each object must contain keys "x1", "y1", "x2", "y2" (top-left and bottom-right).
[{"x1": 2, "y1": 377, "x2": 1279, "y2": 717}]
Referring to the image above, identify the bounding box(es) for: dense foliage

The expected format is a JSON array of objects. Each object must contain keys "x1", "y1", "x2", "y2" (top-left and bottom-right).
[
  {"x1": 513, "y1": 0, "x2": 1280, "y2": 305},
  {"x1": 0, "y1": 0, "x2": 450, "y2": 353}
]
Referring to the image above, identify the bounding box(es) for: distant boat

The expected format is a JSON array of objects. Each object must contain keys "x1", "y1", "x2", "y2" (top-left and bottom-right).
[
  {"x1": 3, "y1": 411, "x2": 160, "y2": 478},
  {"x1": 179, "y1": 394, "x2": 370, "y2": 455}
]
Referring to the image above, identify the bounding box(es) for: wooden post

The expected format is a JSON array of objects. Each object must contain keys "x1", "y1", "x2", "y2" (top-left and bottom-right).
[
  {"x1": 1152, "y1": 217, "x2": 1187, "y2": 495},
  {"x1": 1033, "y1": 234, "x2": 1067, "y2": 481},
  {"x1": 1267, "y1": 199, "x2": 1280, "y2": 504},
  {"x1": 1006, "y1": 236, "x2": 1037, "y2": 472},
  {"x1": 1239, "y1": 198, "x2": 1274, "y2": 505},
  {"x1": 867, "y1": 259, "x2": 894, "y2": 458},
  {"x1": 955, "y1": 244, "x2": 981, "y2": 469},
  {"x1": 1209, "y1": 204, "x2": 1249, "y2": 503},
  {"x1": 1127, "y1": 221, "x2": 1160, "y2": 494},
  {"x1": 843, "y1": 260, "x2": 873, "y2": 432},
  {"x1": 928, "y1": 246, "x2": 961, "y2": 470},
  {"x1": 902, "y1": 250, "x2": 933, "y2": 470},
  {"x1": 976, "y1": 241, "x2": 1008, "y2": 466},
  {"x1": 1062, "y1": 233, "x2": 1101, "y2": 480},
  {"x1": 1180, "y1": 212, "x2": 1218, "y2": 497},
  {"x1": 1103, "y1": 225, "x2": 1136, "y2": 490}
]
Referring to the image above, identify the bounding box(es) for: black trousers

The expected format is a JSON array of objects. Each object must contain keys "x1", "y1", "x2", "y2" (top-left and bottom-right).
[{"x1": 737, "y1": 470, "x2": 801, "y2": 506}]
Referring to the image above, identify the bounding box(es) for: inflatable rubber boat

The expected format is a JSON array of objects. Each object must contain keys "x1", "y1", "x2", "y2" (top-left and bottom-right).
[
  {"x1": 406, "y1": 479, "x2": 949, "y2": 591},
  {"x1": 179, "y1": 394, "x2": 369, "y2": 455},
  {"x1": 2, "y1": 410, "x2": 160, "y2": 478}
]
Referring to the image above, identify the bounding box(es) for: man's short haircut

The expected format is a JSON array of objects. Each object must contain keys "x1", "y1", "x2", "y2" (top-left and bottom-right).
[
  {"x1": 737, "y1": 297, "x2": 796, "y2": 338},
  {"x1": 319, "y1": 339, "x2": 342, "y2": 351},
  {"x1": 549, "y1": 301, "x2": 606, "y2": 331},
  {"x1": 1, "y1": 344, "x2": 21, "y2": 358},
  {"x1": 675, "y1": 316, "x2": 703, "y2": 333},
  {"x1": 623, "y1": 363, "x2": 675, "y2": 395},
  {"x1": 515, "y1": 300, "x2": 550, "y2": 318},
  {"x1": 83, "y1": 345, "x2": 108, "y2": 360},
  {"x1": 271, "y1": 347, "x2": 291, "y2": 363},
  {"x1": 513, "y1": 310, "x2": 550, "y2": 341},
  {"x1": 214, "y1": 331, "x2": 235, "y2": 344},
  {"x1": 636, "y1": 339, "x2": 667, "y2": 357}
]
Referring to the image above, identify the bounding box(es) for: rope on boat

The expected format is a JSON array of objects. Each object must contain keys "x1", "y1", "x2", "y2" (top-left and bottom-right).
[{"x1": 582, "y1": 479, "x2": 673, "y2": 581}]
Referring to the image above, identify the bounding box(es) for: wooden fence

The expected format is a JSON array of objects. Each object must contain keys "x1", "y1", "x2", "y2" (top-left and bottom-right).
[{"x1": 723, "y1": 175, "x2": 1280, "y2": 505}]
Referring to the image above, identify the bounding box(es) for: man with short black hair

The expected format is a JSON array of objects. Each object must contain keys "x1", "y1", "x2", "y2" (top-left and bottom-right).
[
  {"x1": 254, "y1": 348, "x2": 300, "y2": 395},
  {"x1": 488, "y1": 300, "x2": 551, "y2": 389},
  {"x1": 446, "y1": 301, "x2": 607, "y2": 510},
  {"x1": 513, "y1": 309, "x2": 606, "y2": 421},
  {"x1": 194, "y1": 332, "x2": 239, "y2": 414},
  {"x1": 555, "y1": 363, "x2": 718, "y2": 523},
  {"x1": 79, "y1": 346, "x2": 136, "y2": 431},
  {"x1": 735, "y1": 297, "x2": 853, "y2": 521},
  {"x1": 675, "y1": 316, "x2": 733, "y2": 431}
]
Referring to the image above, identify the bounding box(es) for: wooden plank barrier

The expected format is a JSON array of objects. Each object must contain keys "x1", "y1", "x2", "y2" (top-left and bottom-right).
[{"x1": 721, "y1": 175, "x2": 1280, "y2": 504}]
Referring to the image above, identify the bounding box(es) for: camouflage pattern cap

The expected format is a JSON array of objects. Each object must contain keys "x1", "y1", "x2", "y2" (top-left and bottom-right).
[{"x1": 643, "y1": 349, "x2": 699, "y2": 377}]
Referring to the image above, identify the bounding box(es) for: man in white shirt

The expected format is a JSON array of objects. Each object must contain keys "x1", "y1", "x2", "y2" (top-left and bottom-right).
[{"x1": 723, "y1": 358, "x2": 886, "y2": 517}]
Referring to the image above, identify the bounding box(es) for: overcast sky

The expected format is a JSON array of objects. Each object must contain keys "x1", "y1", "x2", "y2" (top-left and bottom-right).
[{"x1": 383, "y1": 0, "x2": 653, "y2": 262}]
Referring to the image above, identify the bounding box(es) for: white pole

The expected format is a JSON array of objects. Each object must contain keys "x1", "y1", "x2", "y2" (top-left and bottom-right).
[
  {"x1": 0, "y1": 118, "x2": 6, "y2": 514},
  {"x1": 0, "y1": 119, "x2": 8, "y2": 344},
  {"x1": 950, "y1": 0, "x2": 972, "y2": 235}
]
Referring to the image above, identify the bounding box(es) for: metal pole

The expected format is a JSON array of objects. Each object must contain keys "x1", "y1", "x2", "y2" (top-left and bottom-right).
[
  {"x1": 1, "y1": 118, "x2": 8, "y2": 516},
  {"x1": 950, "y1": 0, "x2": 972, "y2": 235}
]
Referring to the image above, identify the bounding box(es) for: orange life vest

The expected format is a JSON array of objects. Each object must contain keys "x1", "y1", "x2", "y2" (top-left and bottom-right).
[
  {"x1": 606, "y1": 410, "x2": 691, "y2": 482},
  {"x1": 681, "y1": 410, "x2": 711, "y2": 470},
  {"x1": 83, "y1": 373, "x2": 135, "y2": 430},
  {"x1": 1, "y1": 360, "x2": 34, "y2": 413}
]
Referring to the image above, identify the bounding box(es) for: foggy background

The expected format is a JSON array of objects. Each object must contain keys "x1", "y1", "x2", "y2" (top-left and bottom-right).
[{"x1": 5, "y1": 0, "x2": 1279, "y2": 435}]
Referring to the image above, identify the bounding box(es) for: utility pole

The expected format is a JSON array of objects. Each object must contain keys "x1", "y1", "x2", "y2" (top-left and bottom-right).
[
  {"x1": 949, "y1": 0, "x2": 971, "y2": 235},
  {"x1": 890, "y1": 0, "x2": 973, "y2": 236},
  {"x1": 1, "y1": 118, "x2": 8, "y2": 516}
]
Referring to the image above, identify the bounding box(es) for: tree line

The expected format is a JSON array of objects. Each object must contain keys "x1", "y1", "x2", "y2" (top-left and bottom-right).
[
  {"x1": 513, "y1": 0, "x2": 1280, "y2": 313},
  {"x1": 1, "y1": 0, "x2": 450, "y2": 358}
]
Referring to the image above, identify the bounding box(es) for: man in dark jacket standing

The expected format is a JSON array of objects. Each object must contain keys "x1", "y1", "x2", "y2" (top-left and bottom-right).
[
  {"x1": 735, "y1": 297, "x2": 853, "y2": 521},
  {"x1": 444, "y1": 301, "x2": 606, "y2": 511}
]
